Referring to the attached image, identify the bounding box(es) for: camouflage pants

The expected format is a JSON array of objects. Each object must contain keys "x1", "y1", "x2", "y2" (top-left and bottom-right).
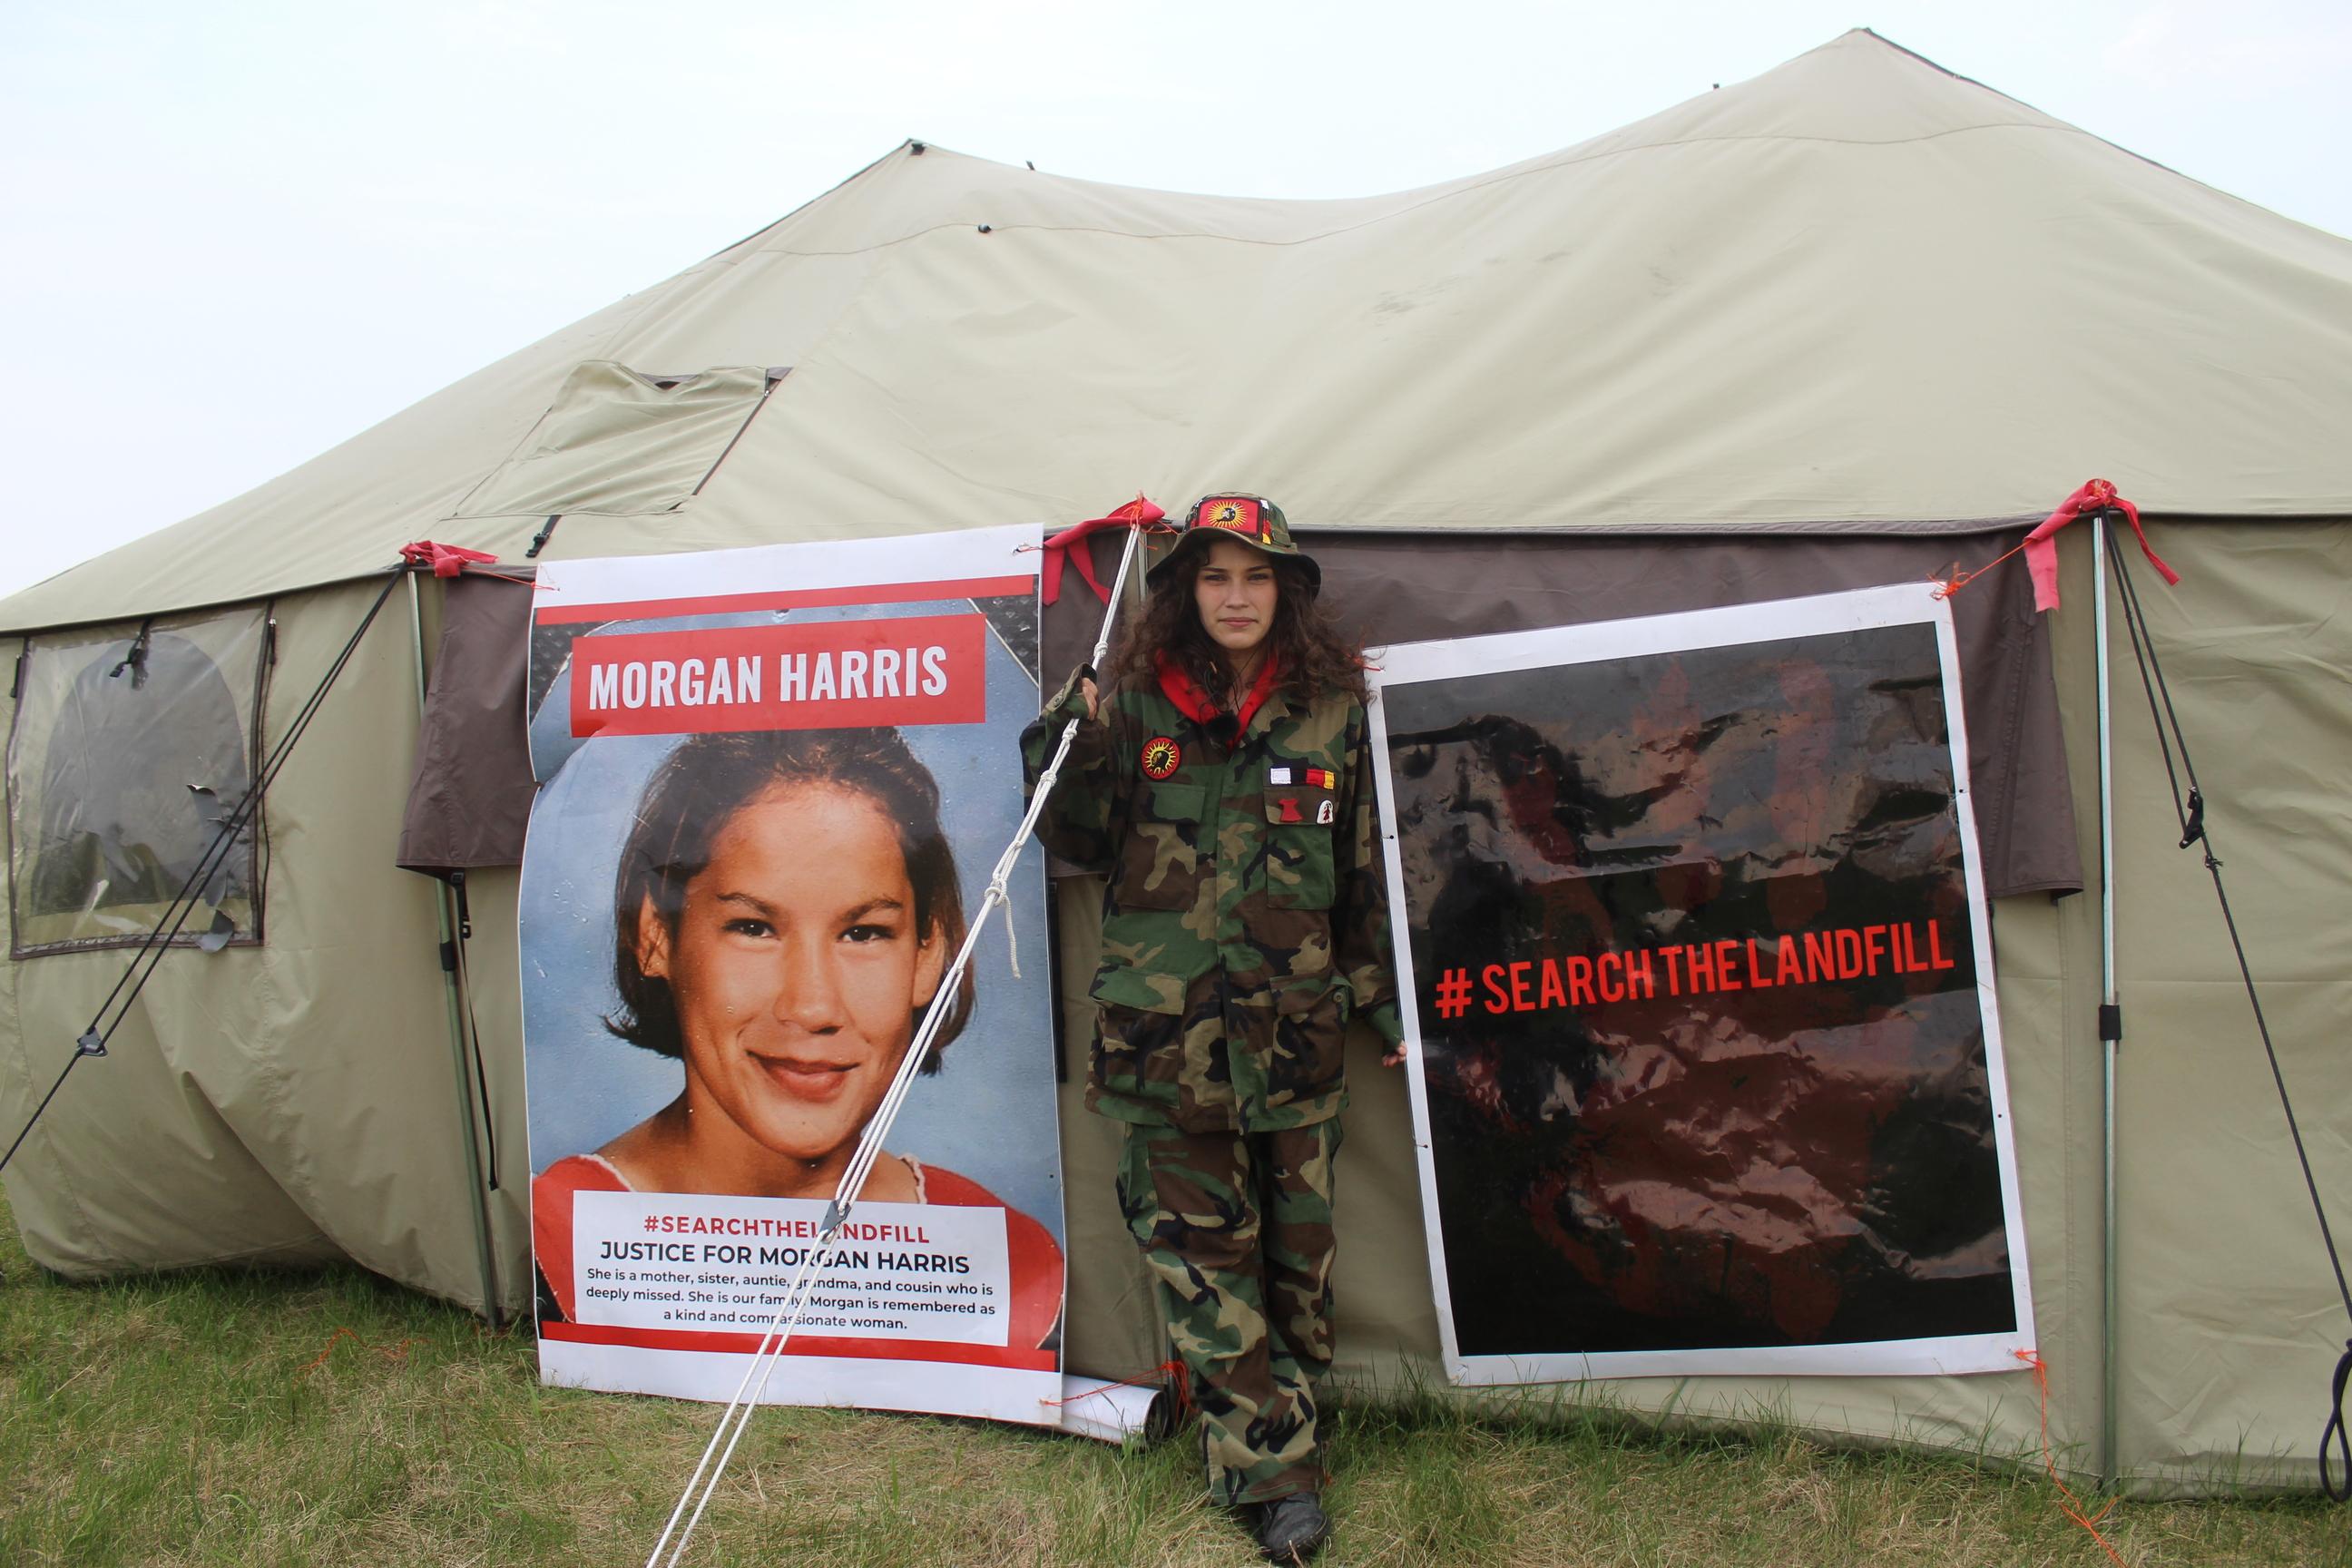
[{"x1": 1116, "y1": 1117, "x2": 1344, "y2": 1505}]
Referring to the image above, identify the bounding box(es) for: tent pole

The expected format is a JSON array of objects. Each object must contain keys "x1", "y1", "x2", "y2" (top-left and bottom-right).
[
  {"x1": 2094, "y1": 513, "x2": 2121, "y2": 1490},
  {"x1": 407, "y1": 572, "x2": 505, "y2": 1327}
]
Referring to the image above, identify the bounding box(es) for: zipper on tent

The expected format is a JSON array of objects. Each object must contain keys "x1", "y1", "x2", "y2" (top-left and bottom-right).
[
  {"x1": 526, "y1": 514, "x2": 563, "y2": 559},
  {"x1": 250, "y1": 603, "x2": 279, "y2": 951},
  {"x1": 107, "y1": 618, "x2": 154, "y2": 686}
]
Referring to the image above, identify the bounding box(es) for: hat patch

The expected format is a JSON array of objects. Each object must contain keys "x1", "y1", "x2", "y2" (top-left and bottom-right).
[
  {"x1": 1141, "y1": 736, "x2": 1182, "y2": 779},
  {"x1": 1199, "y1": 496, "x2": 1265, "y2": 539}
]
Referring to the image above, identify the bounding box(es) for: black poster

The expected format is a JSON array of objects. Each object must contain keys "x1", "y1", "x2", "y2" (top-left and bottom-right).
[{"x1": 1368, "y1": 585, "x2": 2034, "y2": 1380}]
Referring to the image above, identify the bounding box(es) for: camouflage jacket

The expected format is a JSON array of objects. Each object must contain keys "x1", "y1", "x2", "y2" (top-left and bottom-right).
[{"x1": 1021, "y1": 655, "x2": 1400, "y2": 1132}]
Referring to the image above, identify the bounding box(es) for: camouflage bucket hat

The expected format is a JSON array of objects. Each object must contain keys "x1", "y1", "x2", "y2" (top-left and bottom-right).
[{"x1": 1148, "y1": 494, "x2": 1322, "y2": 593}]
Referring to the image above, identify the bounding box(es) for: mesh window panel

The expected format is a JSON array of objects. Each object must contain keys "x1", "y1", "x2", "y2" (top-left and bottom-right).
[{"x1": 6, "y1": 604, "x2": 270, "y2": 956}]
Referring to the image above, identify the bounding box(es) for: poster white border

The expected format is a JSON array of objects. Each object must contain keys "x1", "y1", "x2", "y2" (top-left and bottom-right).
[
  {"x1": 540, "y1": 1338, "x2": 1063, "y2": 1426},
  {"x1": 534, "y1": 521, "x2": 1041, "y2": 611},
  {"x1": 521, "y1": 524, "x2": 1065, "y2": 1420},
  {"x1": 1367, "y1": 582, "x2": 2037, "y2": 1384}
]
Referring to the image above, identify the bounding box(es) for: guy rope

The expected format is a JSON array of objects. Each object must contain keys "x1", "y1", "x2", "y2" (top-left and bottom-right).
[{"x1": 643, "y1": 498, "x2": 1163, "y2": 1568}]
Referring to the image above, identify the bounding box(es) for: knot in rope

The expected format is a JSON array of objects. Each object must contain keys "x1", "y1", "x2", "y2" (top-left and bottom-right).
[{"x1": 2322, "y1": 1341, "x2": 2352, "y2": 1503}]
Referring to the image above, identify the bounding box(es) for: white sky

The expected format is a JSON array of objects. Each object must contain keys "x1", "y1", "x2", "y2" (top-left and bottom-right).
[{"x1": 3, "y1": 0, "x2": 2347, "y2": 605}]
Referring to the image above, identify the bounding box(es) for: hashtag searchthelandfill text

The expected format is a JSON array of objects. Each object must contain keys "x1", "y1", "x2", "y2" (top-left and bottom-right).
[{"x1": 1425, "y1": 919, "x2": 1958, "y2": 1022}]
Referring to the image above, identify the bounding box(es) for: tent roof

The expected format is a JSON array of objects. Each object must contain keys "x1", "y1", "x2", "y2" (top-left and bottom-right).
[{"x1": 9, "y1": 28, "x2": 2351, "y2": 632}]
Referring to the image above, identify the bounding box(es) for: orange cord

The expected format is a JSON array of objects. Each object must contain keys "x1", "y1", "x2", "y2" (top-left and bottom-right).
[
  {"x1": 295, "y1": 1327, "x2": 358, "y2": 1380},
  {"x1": 2014, "y1": 1348, "x2": 2128, "y2": 1565},
  {"x1": 1040, "y1": 1358, "x2": 1190, "y2": 1415},
  {"x1": 294, "y1": 1327, "x2": 418, "y2": 1383},
  {"x1": 1932, "y1": 537, "x2": 2031, "y2": 601}
]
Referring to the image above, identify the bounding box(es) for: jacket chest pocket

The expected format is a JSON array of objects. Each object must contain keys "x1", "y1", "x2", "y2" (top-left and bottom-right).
[
  {"x1": 1263, "y1": 785, "x2": 1338, "y2": 909},
  {"x1": 1122, "y1": 782, "x2": 1208, "y2": 912}
]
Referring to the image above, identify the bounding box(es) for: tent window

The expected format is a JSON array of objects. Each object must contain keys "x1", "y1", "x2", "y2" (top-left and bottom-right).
[
  {"x1": 6, "y1": 604, "x2": 270, "y2": 957},
  {"x1": 449, "y1": 361, "x2": 781, "y2": 520}
]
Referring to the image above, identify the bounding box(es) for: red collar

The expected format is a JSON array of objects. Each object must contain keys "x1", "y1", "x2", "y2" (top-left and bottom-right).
[{"x1": 1155, "y1": 650, "x2": 1282, "y2": 733}]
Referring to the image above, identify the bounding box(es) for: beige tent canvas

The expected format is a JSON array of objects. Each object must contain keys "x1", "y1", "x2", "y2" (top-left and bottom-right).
[{"x1": 4, "y1": 29, "x2": 2348, "y2": 1494}]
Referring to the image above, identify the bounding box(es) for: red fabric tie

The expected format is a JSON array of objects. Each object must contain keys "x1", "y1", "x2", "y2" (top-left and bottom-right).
[
  {"x1": 399, "y1": 541, "x2": 502, "y2": 578},
  {"x1": 2022, "y1": 479, "x2": 2178, "y2": 612},
  {"x1": 1038, "y1": 495, "x2": 1165, "y2": 605}
]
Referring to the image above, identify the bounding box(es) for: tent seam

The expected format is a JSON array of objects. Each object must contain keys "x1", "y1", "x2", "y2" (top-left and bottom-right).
[{"x1": 756, "y1": 122, "x2": 2117, "y2": 259}]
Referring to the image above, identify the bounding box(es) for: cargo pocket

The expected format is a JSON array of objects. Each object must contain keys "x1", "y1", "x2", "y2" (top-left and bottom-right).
[
  {"x1": 1090, "y1": 965, "x2": 1186, "y2": 1015},
  {"x1": 1090, "y1": 999, "x2": 1181, "y2": 1117},
  {"x1": 1262, "y1": 789, "x2": 1337, "y2": 909},
  {"x1": 1124, "y1": 782, "x2": 1207, "y2": 911},
  {"x1": 1263, "y1": 976, "x2": 1347, "y2": 1107}
]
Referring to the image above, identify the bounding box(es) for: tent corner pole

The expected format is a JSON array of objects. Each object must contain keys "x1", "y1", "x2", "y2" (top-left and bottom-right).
[
  {"x1": 407, "y1": 571, "x2": 505, "y2": 1328},
  {"x1": 2094, "y1": 514, "x2": 2121, "y2": 1490}
]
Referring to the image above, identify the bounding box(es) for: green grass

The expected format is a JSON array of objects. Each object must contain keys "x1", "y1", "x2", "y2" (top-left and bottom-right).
[{"x1": 4, "y1": 1198, "x2": 2347, "y2": 1566}]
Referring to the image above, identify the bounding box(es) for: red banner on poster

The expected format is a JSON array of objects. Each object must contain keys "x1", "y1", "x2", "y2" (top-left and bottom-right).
[{"x1": 569, "y1": 614, "x2": 985, "y2": 738}]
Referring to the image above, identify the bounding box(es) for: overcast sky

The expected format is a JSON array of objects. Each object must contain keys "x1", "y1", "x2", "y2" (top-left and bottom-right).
[{"x1": 4, "y1": 0, "x2": 2347, "y2": 605}]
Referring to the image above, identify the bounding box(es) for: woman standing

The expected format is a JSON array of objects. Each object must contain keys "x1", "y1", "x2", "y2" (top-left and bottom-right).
[{"x1": 1023, "y1": 495, "x2": 1398, "y2": 1564}]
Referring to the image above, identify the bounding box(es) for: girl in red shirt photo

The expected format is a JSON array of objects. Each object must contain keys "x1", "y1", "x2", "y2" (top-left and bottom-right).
[{"x1": 530, "y1": 727, "x2": 1063, "y2": 1352}]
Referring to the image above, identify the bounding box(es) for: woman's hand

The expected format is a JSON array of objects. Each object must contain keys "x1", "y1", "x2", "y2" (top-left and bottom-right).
[
  {"x1": 1082, "y1": 676, "x2": 1099, "y2": 720},
  {"x1": 1381, "y1": 1044, "x2": 1406, "y2": 1068}
]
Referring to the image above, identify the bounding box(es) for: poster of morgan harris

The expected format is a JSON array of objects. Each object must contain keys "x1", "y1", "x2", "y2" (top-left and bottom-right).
[
  {"x1": 517, "y1": 524, "x2": 1066, "y2": 1426},
  {"x1": 1368, "y1": 583, "x2": 2036, "y2": 1383}
]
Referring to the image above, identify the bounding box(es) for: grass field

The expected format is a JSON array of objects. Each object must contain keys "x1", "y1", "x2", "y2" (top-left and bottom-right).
[{"x1": 4, "y1": 1200, "x2": 2347, "y2": 1567}]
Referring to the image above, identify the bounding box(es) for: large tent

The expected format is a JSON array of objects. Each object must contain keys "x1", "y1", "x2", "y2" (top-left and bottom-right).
[{"x1": 5, "y1": 29, "x2": 2347, "y2": 1494}]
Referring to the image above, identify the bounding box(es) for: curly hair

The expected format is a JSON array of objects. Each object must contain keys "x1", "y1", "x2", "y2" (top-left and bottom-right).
[
  {"x1": 605, "y1": 728, "x2": 975, "y2": 1071},
  {"x1": 1103, "y1": 544, "x2": 1368, "y2": 707}
]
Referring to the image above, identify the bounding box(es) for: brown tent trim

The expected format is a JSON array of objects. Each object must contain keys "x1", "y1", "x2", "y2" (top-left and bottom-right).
[
  {"x1": 398, "y1": 526, "x2": 2085, "y2": 890},
  {"x1": 397, "y1": 571, "x2": 538, "y2": 875},
  {"x1": 1295, "y1": 514, "x2": 2052, "y2": 538}
]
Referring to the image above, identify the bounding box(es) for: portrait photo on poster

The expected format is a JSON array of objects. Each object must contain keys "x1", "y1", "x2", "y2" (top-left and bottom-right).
[
  {"x1": 1367, "y1": 583, "x2": 2035, "y2": 1384},
  {"x1": 514, "y1": 528, "x2": 1065, "y2": 1420}
]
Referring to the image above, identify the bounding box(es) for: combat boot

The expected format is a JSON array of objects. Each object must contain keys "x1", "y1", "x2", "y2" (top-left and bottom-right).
[{"x1": 1248, "y1": 1491, "x2": 1328, "y2": 1563}]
